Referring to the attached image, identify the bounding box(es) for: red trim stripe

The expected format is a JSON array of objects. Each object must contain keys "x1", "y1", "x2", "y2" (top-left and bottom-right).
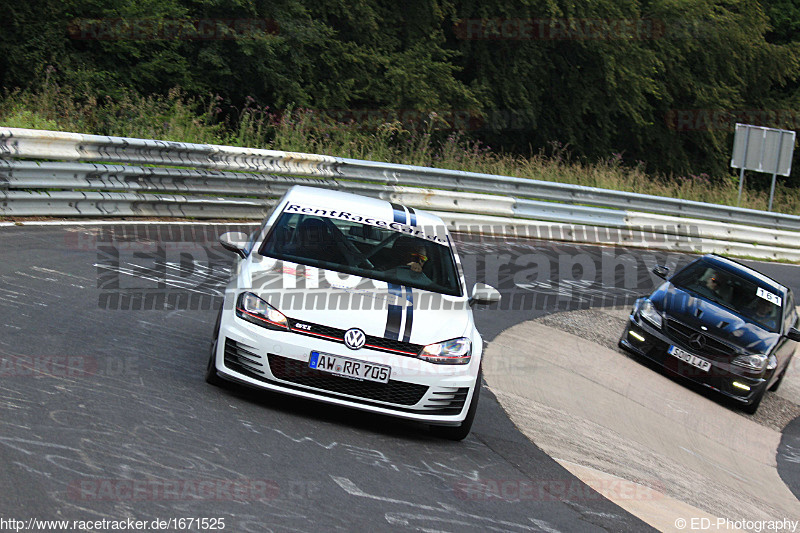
[
  {"x1": 240, "y1": 309, "x2": 287, "y2": 329},
  {"x1": 364, "y1": 343, "x2": 417, "y2": 356}
]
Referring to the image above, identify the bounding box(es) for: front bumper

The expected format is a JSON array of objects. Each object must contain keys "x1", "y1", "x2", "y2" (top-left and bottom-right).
[
  {"x1": 212, "y1": 308, "x2": 479, "y2": 426},
  {"x1": 619, "y1": 314, "x2": 768, "y2": 406}
]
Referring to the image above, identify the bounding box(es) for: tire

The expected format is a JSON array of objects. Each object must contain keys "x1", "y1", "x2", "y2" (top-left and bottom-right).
[
  {"x1": 769, "y1": 367, "x2": 786, "y2": 392},
  {"x1": 431, "y1": 369, "x2": 481, "y2": 441},
  {"x1": 741, "y1": 387, "x2": 765, "y2": 415},
  {"x1": 205, "y1": 307, "x2": 225, "y2": 386}
]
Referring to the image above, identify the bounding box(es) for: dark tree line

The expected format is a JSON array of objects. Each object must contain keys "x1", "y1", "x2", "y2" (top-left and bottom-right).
[{"x1": 2, "y1": 0, "x2": 799, "y2": 179}]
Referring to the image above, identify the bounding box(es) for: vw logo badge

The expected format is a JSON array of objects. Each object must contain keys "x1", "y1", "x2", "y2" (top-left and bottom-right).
[
  {"x1": 344, "y1": 328, "x2": 366, "y2": 350},
  {"x1": 689, "y1": 333, "x2": 706, "y2": 350}
]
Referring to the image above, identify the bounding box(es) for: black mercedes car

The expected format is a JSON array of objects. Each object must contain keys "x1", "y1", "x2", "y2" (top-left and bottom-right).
[{"x1": 619, "y1": 254, "x2": 800, "y2": 413}]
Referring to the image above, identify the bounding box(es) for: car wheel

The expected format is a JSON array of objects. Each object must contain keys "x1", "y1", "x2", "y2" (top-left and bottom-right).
[
  {"x1": 769, "y1": 367, "x2": 787, "y2": 392},
  {"x1": 741, "y1": 388, "x2": 765, "y2": 415},
  {"x1": 431, "y1": 369, "x2": 481, "y2": 441},
  {"x1": 205, "y1": 307, "x2": 224, "y2": 386}
]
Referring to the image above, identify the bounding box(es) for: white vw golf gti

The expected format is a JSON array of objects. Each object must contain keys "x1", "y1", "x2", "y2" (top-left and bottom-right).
[{"x1": 207, "y1": 186, "x2": 500, "y2": 439}]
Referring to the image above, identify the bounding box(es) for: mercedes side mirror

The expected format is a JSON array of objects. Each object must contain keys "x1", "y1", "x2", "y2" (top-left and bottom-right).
[{"x1": 652, "y1": 265, "x2": 670, "y2": 279}]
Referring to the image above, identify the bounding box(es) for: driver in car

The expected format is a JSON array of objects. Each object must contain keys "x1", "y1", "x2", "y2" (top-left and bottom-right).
[
  {"x1": 405, "y1": 245, "x2": 428, "y2": 273},
  {"x1": 695, "y1": 268, "x2": 732, "y2": 302},
  {"x1": 390, "y1": 237, "x2": 431, "y2": 281},
  {"x1": 749, "y1": 297, "x2": 779, "y2": 330}
]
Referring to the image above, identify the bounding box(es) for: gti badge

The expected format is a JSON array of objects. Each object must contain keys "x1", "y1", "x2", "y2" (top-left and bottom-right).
[{"x1": 344, "y1": 328, "x2": 366, "y2": 350}]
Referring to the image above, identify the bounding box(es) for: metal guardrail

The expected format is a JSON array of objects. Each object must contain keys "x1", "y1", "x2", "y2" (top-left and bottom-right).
[
  {"x1": 1, "y1": 128, "x2": 798, "y2": 260},
  {"x1": 337, "y1": 158, "x2": 800, "y2": 232}
]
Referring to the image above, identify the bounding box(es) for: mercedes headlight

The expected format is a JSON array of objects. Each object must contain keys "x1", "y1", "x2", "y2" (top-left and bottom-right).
[
  {"x1": 639, "y1": 299, "x2": 663, "y2": 329},
  {"x1": 732, "y1": 353, "x2": 768, "y2": 372}
]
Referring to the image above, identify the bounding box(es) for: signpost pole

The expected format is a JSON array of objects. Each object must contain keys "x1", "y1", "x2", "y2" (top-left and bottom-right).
[
  {"x1": 737, "y1": 127, "x2": 751, "y2": 206},
  {"x1": 737, "y1": 166, "x2": 746, "y2": 206},
  {"x1": 768, "y1": 131, "x2": 784, "y2": 212}
]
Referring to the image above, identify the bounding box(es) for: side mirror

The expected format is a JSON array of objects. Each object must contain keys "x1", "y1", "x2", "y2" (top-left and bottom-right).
[
  {"x1": 787, "y1": 327, "x2": 800, "y2": 342},
  {"x1": 219, "y1": 232, "x2": 250, "y2": 259},
  {"x1": 469, "y1": 283, "x2": 501, "y2": 306},
  {"x1": 652, "y1": 265, "x2": 670, "y2": 279}
]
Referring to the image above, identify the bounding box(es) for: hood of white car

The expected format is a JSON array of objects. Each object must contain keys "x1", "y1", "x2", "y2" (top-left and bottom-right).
[{"x1": 241, "y1": 258, "x2": 472, "y2": 346}]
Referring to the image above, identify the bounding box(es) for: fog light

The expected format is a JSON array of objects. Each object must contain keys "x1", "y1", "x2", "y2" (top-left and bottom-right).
[
  {"x1": 732, "y1": 381, "x2": 751, "y2": 392},
  {"x1": 628, "y1": 330, "x2": 646, "y2": 342}
]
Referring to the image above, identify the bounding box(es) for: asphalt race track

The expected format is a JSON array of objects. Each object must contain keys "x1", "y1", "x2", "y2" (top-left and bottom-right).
[{"x1": 0, "y1": 223, "x2": 797, "y2": 532}]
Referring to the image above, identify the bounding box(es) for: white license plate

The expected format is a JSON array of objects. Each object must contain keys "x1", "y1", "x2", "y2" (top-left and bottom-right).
[
  {"x1": 308, "y1": 351, "x2": 390, "y2": 383},
  {"x1": 668, "y1": 346, "x2": 711, "y2": 372}
]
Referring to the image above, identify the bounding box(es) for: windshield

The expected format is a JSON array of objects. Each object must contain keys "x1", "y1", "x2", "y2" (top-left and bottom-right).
[
  {"x1": 670, "y1": 260, "x2": 783, "y2": 332},
  {"x1": 258, "y1": 211, "x2": 462, "y2": 296}
]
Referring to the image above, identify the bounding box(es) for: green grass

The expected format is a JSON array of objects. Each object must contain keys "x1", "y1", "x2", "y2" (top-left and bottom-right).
[{"x1": 2, "y1": 81, "x2": 798, "y2": 216}]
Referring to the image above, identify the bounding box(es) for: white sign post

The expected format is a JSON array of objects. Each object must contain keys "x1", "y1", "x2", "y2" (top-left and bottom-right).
[{"x1": 730, "y1": 123, "x2": 795, "y2": 211}]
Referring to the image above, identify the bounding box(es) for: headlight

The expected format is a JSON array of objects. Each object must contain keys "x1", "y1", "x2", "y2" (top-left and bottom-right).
[
  {"x1": 732, "y1": 353, "x2": 767, "y2": 372},
  {"x1": 236, "y1": 292, "x2": 289, "y2": 331},
  {"x1": 767, "y1": 355, "x2": 778, "y2": 371},
  {"x1": 419, "y1": 338, "x2": 472, "y2": 365},
  {"x1": 639, "y1": 299, "x2": 663, "y2": 329}
]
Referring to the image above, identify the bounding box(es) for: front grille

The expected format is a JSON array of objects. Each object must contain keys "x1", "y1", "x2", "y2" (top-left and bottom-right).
[
  {"x1": 288, "y1": 317, "x2": 424, "y2": 356},
  {"x1": 267, "y1": 354, "x2": 428, "y2": 406},
  {"x1": 664, "y1": 319, "x2": 736, "y2": 358},
  {"x1": 365, "y1": 334, "x2": 422, "y2": 355}
]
